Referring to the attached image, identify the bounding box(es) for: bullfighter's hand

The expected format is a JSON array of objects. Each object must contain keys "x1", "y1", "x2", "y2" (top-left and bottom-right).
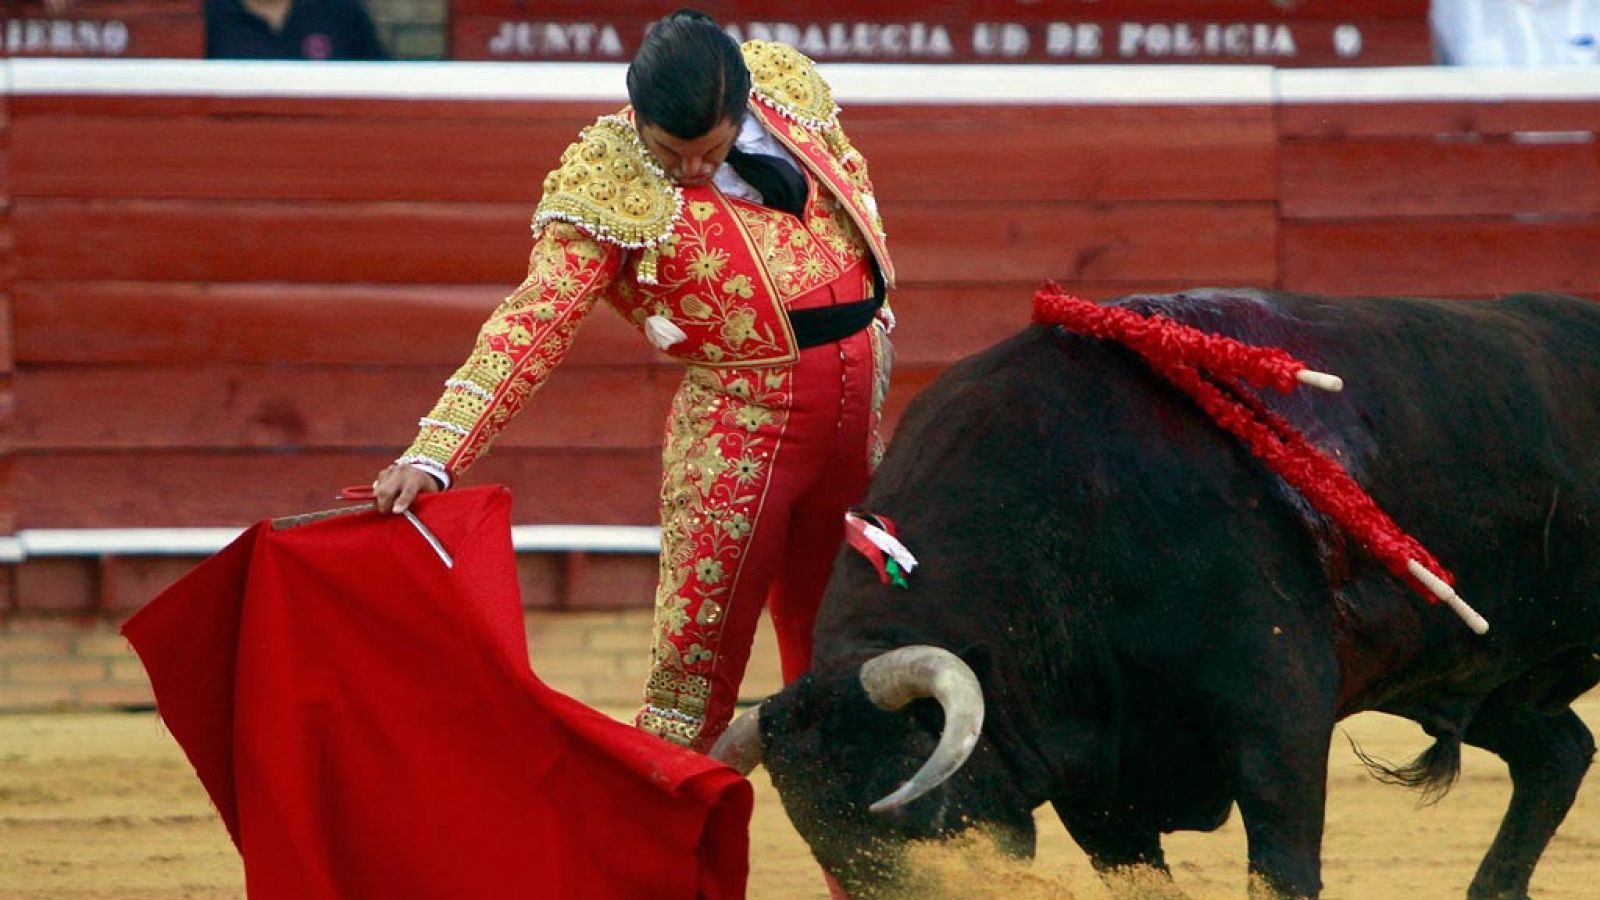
[{"x1": 373, "y1": 465, "x2": 439, "y2": 515}]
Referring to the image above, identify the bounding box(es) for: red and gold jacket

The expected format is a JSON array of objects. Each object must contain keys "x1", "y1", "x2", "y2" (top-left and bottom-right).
[{"x1": 400, "y1": 40, "x2": 895, "y2": 484}]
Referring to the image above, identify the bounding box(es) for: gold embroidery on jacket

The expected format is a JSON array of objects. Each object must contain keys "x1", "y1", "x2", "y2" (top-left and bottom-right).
[
  {"x1": 533, "y1": 115, "x2": 682, "y2": 254},
  {"x1": 728, "y1": 199, "x2": 852, "y2": 301},
  {"x1": 742, "y1": 40, "x2": 839, "y2": 131},
  {"x1": 739, "y1": 39, "x2": 886, "y2": 238},
  {"x1": 806, "y1": 190, "x2": 871, "y2": 266},
  {"x1": 630, "y1": 195, "x2": 791, "y2": 364}
]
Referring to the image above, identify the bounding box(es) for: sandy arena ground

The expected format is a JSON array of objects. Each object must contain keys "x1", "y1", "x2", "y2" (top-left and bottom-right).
[{"x1": 2, "y1": 696, "x2": 1599, "y2": 899}]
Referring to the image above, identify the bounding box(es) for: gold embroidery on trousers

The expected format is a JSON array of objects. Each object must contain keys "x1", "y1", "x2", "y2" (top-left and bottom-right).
[{"x1": 639, "y1": 364, "x2": 795, "y2": 747}]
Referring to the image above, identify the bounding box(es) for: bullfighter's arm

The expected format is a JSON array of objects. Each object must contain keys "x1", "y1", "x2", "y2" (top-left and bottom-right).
[{"x1": 395, "y1": 221, "x2": 625, "y2": 488}]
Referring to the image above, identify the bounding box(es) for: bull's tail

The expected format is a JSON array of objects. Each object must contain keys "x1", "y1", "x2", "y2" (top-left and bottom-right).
[{"x1": 1345, "y1": 731, "x2": 1462, "y2": 806}]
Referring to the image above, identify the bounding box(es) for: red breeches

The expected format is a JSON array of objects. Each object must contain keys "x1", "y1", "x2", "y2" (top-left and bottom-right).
[{"x1": 637, "y1": 288, "x2": 889, "y2": 750}]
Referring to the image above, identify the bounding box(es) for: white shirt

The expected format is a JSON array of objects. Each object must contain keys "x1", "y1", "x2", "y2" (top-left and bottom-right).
[
  {"x1": 711, "y1": 114, "x2": 806, "y2": 204},
  {"x1": 1433, "y1": 0, "x2": 1599, "y2": 65}
]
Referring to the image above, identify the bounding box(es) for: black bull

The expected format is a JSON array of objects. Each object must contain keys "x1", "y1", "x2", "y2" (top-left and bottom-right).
[{"x1": 714, "y1": 290, "x2": 1600, "y2": 898}]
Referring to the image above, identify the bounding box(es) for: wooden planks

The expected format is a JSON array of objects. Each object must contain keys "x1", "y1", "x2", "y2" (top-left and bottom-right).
[
  {"x1": 891, "y1": 202, "x2": 1278, "y2": 285},
  {"x1": 7, "y1": 277, "x2": 1183, "y2": 369},
  {"x1": 14, "y1": 198, "x2": 1278, "y2": 286},
  {"x1": 3, "y1": 279, "x2": 1150, "y2": 455},
  {"x1": 1282, "y1": 219, "x2": 1600, "y2": 298},
  {"x1": 11, "y1": 116, "x2": 597, "y2": 203},
  {"x1": 10, "y1": 282, "x2": 654, "y2": 367},
  {"x1": 8, "y1": 356, "x2": 969, "y2": 455},
  {"x1": 1277, "y1": 97, "x2": 1600, "y2": 299},
  {"x1": 851, "y1": 104, "x2": 1277, "y2": 204},
  {"x1": 14, "y1": 199, "x2": 528, "y2": 284},
  {"x1": 10, "y1": 365, "x2": 679, "y2": 452},
  {"x1": 1279, "y1": 101, "x2": 1600, "y2": 139},
  {"x1": 4, "y1": 71, "x2": 1597, "y2": 535},
  {"x1": 14, "y1": 103, "x2": 1275, "y2": 205},
  {"x1": 1, "y1": 141, "x2": 12, "y2": 370},
  {"x1": 10, "y1": 449, "x2": 663, "y2": 528},
  {"x1": 1281, "y1": 138, "x2": 1600, "y2": 219},
  {"x1": 0, "y1": 88, "x2": 12, "y2": 535},
  {"x1": 8, "y1": 278, "x2": 1166, "y2": 370}
]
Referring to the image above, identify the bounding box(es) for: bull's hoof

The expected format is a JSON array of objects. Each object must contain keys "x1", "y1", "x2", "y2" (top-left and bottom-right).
[
  {"x1": 1246, "y1": 871, "x2": 1315, "y2": 900},
  {"x1": 1099, "y1": 864, "x2": 1189, "y2": 900}
]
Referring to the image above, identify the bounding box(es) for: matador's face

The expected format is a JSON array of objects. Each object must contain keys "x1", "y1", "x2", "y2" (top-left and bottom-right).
[{"x1": 637, "y1": 117, "x2": 740, "y2": 188}]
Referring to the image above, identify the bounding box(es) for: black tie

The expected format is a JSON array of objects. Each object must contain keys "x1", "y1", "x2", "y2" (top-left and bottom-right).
[{"x1": 724, "y1": 146, "x2": 808, "y2": 218}]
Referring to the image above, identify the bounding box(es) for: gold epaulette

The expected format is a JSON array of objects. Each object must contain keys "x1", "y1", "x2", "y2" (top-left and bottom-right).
[
  {"x1": 742, "y1": 40, "x2": 840, "y2": 132},
  {"x1": 533, "y1": 115, "x2": 682, "y2": 281}
]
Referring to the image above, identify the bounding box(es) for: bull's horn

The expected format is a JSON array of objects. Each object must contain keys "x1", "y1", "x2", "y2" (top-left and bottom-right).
[
  {"x1": 860, "y1": 646, "x2": 985, "y2": 814},
  {"x1": 709, "y1": 705, "x2": 764, "y2": 775}
]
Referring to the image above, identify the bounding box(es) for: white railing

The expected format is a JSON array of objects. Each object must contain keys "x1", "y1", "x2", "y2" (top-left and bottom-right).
[
  {"x1": 0, "y1": 525, "x2": 660, "y2": 561},
  {"x1": 4, "y1": 57, "x2": 1598, "y2": 104}
]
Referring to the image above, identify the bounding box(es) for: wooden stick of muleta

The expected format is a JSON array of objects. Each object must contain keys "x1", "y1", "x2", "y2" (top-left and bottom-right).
[
  {"x1": 1407, "y1": 559, "x2": 1490, "y2": 635},
  {"x1": 271, "y1": 501, "x2": 453, "y2": 570},
  {"x1": 1297, "y1": 369, "x2": 1344, "y2": 392}
]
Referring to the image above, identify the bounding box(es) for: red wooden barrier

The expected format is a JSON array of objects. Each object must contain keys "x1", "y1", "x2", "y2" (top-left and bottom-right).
[
  {"x1": 1280, "y1": 140, "x2": 1600, "y2": 219},
  {"x1": 9, "y1": 282, "x2": 648, "y2": 367},
  {"x1": 1, "y1": 87, "x2": 13, "y2": 535},
  {"x1": 13, "y1": 199, "x2": 528, "y2": 284},
  {"x1": 9, "y1": 280, "x2": 1151, "y2": 369},
  {"x1": 11, "y1": 449, "x2": 662, "y2": 528},
  {"x1": 1282, "y1": 220, "x2": 1600, "y2": 298},
  {"x1": 4, "y1": 0, "x2": 204, "y2": 59},
  {"x1": 10, "y1": 365, "x2": 678, "y2": 452},
  {"x1": 14, "y1": 198, "x2": 1279, "y2": 287},
  {"x1": 10, "y1": 104, "x2": 612, "y2": 202},
  {"x1": 1, "y1": 89, "x2": 11, "y2": 328},
  {"x1": 449, "y1": 0, "x2": 1432, "y2": 66},
  {"x1": 3, "y1": 65, "x2": 1597, "y2": 534},
  {"x1": 1278, "y1": 91, "x2": 1600, "y2": 298},
  {"x1": 1279, "y1": 100, "x2": 1600, "y2": 138},
  {"x1": 844, "y1": 105, "x2": 1278, "y2": 204},
  {"x1": 14, "y1": 102, "x2": 1274, "y2": 205}
]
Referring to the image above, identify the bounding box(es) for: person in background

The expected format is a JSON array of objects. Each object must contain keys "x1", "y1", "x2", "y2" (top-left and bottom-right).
[
  {"x1": 206, "y1": 0, "x2": 388, "y2": 60},
  {"x1": 372, "y1": 9, "x2": 897, "y2": 757},
  {"x1": 1432, "y1": 0, "x2": 1598, "y2": 65}
]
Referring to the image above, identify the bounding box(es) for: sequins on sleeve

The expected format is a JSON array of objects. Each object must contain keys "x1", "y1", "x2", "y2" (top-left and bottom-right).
[{"x1": 398, "y1": 222, "x2": 624, "y2": 480}]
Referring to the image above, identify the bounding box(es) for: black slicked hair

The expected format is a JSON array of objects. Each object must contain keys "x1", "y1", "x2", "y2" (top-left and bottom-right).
[{"x1": 627, "y1": 9, "x2": 750, "y2": 139}]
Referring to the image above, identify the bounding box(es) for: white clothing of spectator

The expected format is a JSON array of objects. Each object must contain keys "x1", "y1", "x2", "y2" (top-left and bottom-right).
[{"x1": 1432, "y1": 0, "x2": 1599, "y2": 64}]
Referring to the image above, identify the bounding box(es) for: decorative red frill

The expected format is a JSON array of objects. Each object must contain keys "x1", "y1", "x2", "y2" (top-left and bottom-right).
[{"x1": 1032, "y1": 284, "x2": 1453, "y2": 602}]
